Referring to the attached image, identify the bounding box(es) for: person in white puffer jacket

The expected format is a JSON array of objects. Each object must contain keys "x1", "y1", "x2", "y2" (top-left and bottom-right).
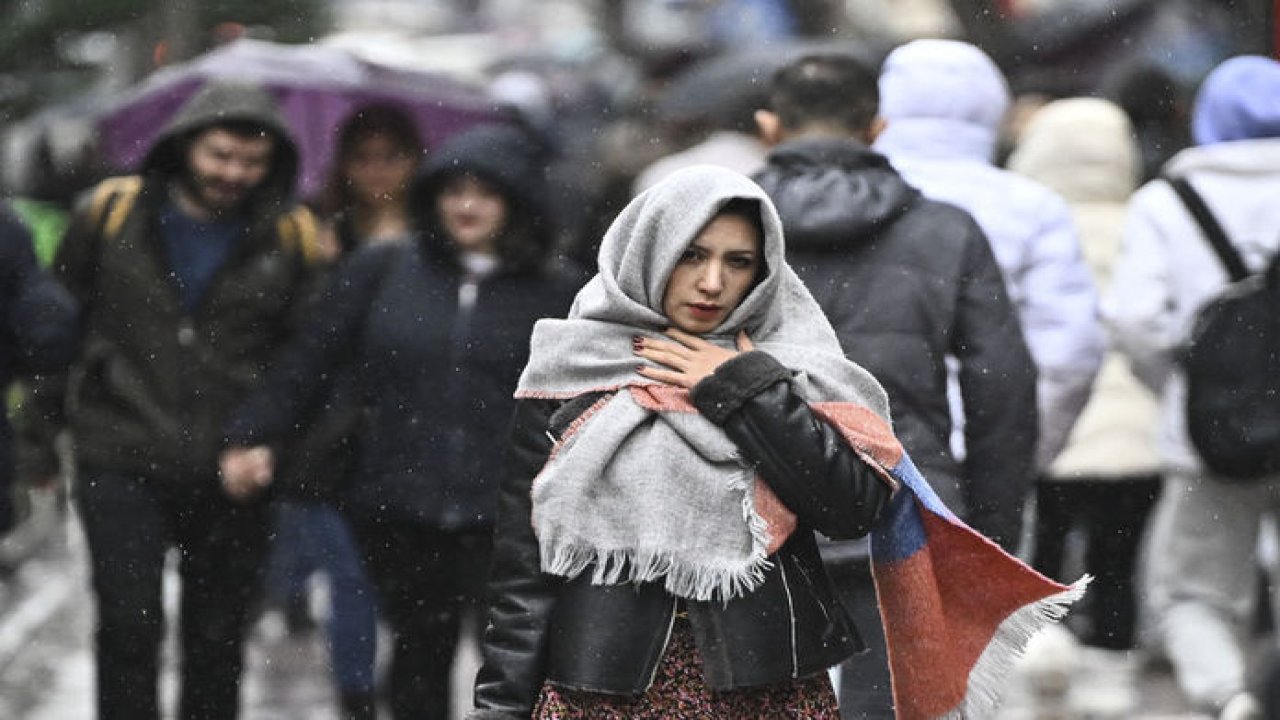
[
  {"x1": 1008, "y1": 97, "x2": 1162, "y2": 719},
  {"x1": 875, "y1": 39, "x2": 1105, "y2": 473},
  {"x1": 1106, "y1": 55, "x2": 1280, "y2": 720}
]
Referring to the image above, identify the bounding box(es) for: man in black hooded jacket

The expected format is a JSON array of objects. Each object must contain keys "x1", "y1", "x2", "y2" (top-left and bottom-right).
[
  {"x1": 752, "y1": 53, "x2": 1038, "y2": 718},
  {"x1": 19, "y1": 81, "x2": 319, "y2": 720}
]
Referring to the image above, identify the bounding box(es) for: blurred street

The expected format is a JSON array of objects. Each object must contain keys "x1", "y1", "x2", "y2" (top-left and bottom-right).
[
  {"x1": 0, "y1": 497, "x2": 481, "y2": 720},
  {"x1": 0, "y1": 496, "x2": 1224, "y2": 720}
]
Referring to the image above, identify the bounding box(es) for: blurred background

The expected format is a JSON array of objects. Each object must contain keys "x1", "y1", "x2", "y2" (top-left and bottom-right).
[{"x1": 0, "y1": 0, "x2": 1271, "y2": 210}]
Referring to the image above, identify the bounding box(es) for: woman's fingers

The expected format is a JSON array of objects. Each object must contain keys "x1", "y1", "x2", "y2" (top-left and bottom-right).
[{"x1": 736, "y1": 330, "x2": 754, "y2": 352}]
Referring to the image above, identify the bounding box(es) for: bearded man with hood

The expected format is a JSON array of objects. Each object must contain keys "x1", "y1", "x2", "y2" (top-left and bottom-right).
[
  {"x1": 751, "y1": 52, "x2": 1038, "y2": 718},
  {"x1": 875, "y1": 39, "x2": 1105, "y2": 476},
  {"x1": 18, "y1": 81, "x2": 320, "y2": 720}
]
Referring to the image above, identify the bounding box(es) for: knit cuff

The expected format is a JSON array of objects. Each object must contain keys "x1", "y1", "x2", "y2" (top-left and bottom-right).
[{"x1": 691, "y1": 351, "x2": 791, "y2": 425}]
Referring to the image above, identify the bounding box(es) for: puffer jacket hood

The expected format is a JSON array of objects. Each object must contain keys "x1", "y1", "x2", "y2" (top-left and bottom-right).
[
  {"x1": 1191, "y1": 55, "x2": 1280, "y2": 146},
  {"x1": 755, "y1": 138, "x2": 919, "y2": 251},
  {"x1": 141, "y1": 80, "x2": 299, "y2": 210},
  {"x1": 1007, "y1": 98, "x2": 1139, "y2": 204},
  {"x1": 876, "y1": 39, "x2": 1011, "y2": 163},
  {"x1": 412, "y1": 123, "x2": 555, "y2": 270}
]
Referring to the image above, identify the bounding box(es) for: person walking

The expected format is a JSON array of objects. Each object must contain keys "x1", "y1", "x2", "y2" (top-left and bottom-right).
[
  {"x1": 1106, "y1": 55, "x2": 1280, "y2": 720},
  {"x1": 0, "y1": 205, "x2": 77, "y2": 537},
  {"x1": 1007, "y1": 97, "x2": 1163, "y2": 717},
  {"x1": 16, "y1": 80, "x2": 321, "y2": 720},
  {"x1": 221, "y1": 122, "x2": 580, "y2": 720},
  {"x1": 260, "y1": 102, "x2": 426, "y2": 719},
  {"x1": 464, "y1": 164, "x2": 1079, "y2": 720},
  {"x1": 750, "y1": 52, "x2": 1039, "y2": 718},
  {"x1": 875, "y1": 38, "x2": 1105, "y2": 475}
]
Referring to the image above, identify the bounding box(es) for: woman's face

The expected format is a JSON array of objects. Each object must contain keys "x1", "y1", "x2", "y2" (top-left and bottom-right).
[
  {"x1": 436, "y1": 174, "x2": 508, "y2": 255},
  {"x1": 343, "y1": 133, "x2": 417, "y2": 206},
  {"x1": 661, "y1": 211, "x2": 762, "y2": 335}
]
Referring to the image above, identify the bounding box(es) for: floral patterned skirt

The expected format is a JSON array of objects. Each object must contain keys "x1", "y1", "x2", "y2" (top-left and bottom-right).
[{"x1": 533, "y1": 618, "x2": 840, "y2": 719}]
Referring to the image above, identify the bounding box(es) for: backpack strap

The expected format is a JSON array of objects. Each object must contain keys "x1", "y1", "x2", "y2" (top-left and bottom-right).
[
  {"x1": 1167, "y1": 176, "x2": 1250, "y2": 282},
  {"x1": 276, "y1": 205, "x2": 322, "y2": 265},
  {"x1": 87, "y1": 175, "x2": 143, "y2": 243}
]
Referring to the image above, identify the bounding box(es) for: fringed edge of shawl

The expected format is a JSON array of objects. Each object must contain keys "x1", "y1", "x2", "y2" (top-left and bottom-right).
[
  {"x1": 539, "y1": 541, "x2": 773, "y2": 604},
  {"x1": 937, "y1": 575, "x2": 1093, "y2": 720}
]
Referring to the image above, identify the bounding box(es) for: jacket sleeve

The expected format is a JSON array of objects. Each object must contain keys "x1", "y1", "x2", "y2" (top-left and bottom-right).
[
  {"x1": 952, "y1": 225, "x2": 1039, "y2": 551},
  {"x1": 470, "y1": 399, "x2": 562, "y2": 719},
  {"x1": 1019, "y1": 194, "x2": 1105, "y2": 469},
  {"x1": 689, "y1": 351, "x2": 892, "y2": 541},
  {"x1": 1, "y1": 214, "x2": 78, "y2": 376},
  {"x1": 12, "y1": 193, "x2": 102, "y2": 479},
  {"x1": 222, "y1": 246, "x2": 390, "y2": 449},
  {"x1": 1103, "y1": 183, "x2": 1180, "y2": 393}
]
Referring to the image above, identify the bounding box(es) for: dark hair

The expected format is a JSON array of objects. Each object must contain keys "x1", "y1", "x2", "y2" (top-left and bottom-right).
[
  {"x1": 768, "y1": 53, "x2": 880, "y2": 134},
  {"x1": 716, "y1": 197, "x2": 768, "y2": 284},
  {"x1": 335, "y1": 103, "x2": 423, "y2": 167},
  {"x1": 318, "y1": 103, "x2": 423, "y2": 215}
]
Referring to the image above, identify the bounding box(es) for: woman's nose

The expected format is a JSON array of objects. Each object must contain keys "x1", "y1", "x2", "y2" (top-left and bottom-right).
[{"x1": 697, "y1": 263, "x2": 724, "y2": 294}]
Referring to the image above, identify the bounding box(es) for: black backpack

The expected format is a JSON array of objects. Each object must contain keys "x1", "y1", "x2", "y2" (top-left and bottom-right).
[{"x1": 1171, "y1": 176, "x2": 1280, "y2": 482}]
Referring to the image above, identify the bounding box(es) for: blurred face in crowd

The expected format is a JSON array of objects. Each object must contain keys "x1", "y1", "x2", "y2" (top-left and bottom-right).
[
  {"x1": 437, "y1": 173, "x2": 507, "y2": 255},
  {"x1": 662, "y1": 210, "x2": 762, "y2": 335},
  {"x1": 182, "y1": 127, "x2": 274, "y2": 217},
  {"x1": 344, "y1": 132, "x2": 417, "y2": 207}
]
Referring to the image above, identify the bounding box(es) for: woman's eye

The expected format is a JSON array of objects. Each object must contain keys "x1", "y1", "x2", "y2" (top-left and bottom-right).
[
  {"x1": 728, "y1": 256, "x2": 756, "y2": 269},
  {"x1": 679, "y1": 250, "x2": 700, "y2": 263}
]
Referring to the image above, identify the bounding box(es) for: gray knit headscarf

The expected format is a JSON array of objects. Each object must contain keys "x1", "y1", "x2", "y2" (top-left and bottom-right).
[{"x1": 516, "y1": 165, "x2": 890, "y2": 602}]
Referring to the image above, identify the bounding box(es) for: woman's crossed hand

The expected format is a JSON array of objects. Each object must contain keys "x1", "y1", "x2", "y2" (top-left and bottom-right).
[{"x1": 634, "y1": 328, "x2": 754, "y2": 389}]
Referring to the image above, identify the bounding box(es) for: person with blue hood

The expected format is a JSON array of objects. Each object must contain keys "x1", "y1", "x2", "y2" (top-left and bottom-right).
[
  {"x1": 875, "y1": 39, "x2": 1106, "y2": 475},
  {"x1": 1106, "y1": 55, "x2": 1280, "y2": 720},
  {"x1": 16, "y1": 80, "x2": 321, "y2": 720},
  {"x1": 221, "y1": 122, "x2": 580, "y2": 720}
]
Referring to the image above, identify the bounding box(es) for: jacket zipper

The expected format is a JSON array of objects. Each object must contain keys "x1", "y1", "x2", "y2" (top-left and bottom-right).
[
  {"x1": 777, "y1": 560, "x2": 800, "y2": 677},
  {"x1": 646, "y1": 596, "x2": 679, "y2": 690}
]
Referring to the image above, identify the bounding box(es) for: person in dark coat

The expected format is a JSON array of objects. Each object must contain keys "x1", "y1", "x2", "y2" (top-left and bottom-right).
[
  {"x1": 17, "y1": 80, "x2": 321, "y2": 720},
  {"x1": 0, "y1": 205, "x2": 77, "y2": 537},
  {"x1": 221, "y1": 123, "x2": 581, "y2": 720},
  {"x1": 750, "y1": 52, "x2": 1038, "y2": 719},
  {"x1": 466, "y1": 165, "x2": 893, "y2": 720}
]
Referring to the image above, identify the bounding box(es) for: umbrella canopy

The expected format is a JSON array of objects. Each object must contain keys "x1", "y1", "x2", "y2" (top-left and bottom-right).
[
  {"x1": 657, "y1": 38, "x2": 888, "y2": 128},
  {"x1": 96, "y1": 38, "x2": 507, "y2": 198}
]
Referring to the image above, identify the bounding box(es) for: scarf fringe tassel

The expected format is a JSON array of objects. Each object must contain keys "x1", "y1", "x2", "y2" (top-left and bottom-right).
[
  {"x1": 540, "y1": 542, "x2": 774, "y2": 604},
  {"x1": 937, "y1": 575, "x2": 1093, "y2": 720}
]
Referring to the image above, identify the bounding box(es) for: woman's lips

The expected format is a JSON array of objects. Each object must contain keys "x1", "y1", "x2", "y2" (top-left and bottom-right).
[{"x1": 688, "y1": 304, "x2": 721, "y2": 319}]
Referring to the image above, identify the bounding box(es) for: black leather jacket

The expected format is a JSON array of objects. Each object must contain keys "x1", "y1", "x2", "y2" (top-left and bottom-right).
[{"x1": 469, "y1": 351, "x2": 893, "y2": 718}]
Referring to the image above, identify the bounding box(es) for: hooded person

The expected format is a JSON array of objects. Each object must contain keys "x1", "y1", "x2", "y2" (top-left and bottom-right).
[
  {"x1": 1105, "y1": 55, "x2": 1280, "y2": 720},
  {"x1": 875, "y1": 38, "x2": 1105, "y2": 474},
  {"x1": 15, "y1": 80, "x2": 320, "y2": 720},
  {"x1": 749, "y1": 51, "x2": 1041, "y2": 718},
  {"x1": 221, "y1": 121, "x2": 581, "y2": 720},
  {"x1": 466, "y1": 164, "x2": 1084, "y2": 720},
  {"x1": 1008, "y1": 97, "x2": 1161, "y2": 717}
]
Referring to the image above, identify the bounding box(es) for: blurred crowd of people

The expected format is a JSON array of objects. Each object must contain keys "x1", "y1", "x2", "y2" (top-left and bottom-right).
[{"x1": 1, "y1": 5, "x2": 1279, "y2": 719}]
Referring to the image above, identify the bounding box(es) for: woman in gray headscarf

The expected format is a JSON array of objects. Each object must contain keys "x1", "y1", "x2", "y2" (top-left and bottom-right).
[{"x1": 466, "y1": 165, "x2": 897, "y2": 719}]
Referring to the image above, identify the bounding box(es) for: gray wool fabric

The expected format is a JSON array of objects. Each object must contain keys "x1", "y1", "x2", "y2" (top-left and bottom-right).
[{"x1": 516, "y1": 165, "x2": 890, "y2": 602}]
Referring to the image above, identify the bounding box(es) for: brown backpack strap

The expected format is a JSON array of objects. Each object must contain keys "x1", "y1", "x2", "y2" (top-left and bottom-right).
[
  {"x1": 87, "y1": 176, "x2": 143, "y2": 243},
  {"x1": 276, "y1": 205, "x2": 322, "y2": 264}
]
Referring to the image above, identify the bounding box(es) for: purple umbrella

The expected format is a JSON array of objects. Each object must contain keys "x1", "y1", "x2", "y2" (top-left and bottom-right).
[{"x1": 96, "y1": 38, "x2": 507, "y2": 198}]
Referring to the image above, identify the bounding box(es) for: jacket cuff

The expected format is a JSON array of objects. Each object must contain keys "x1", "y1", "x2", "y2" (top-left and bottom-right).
[{"x1": 691, "y1": 351, "x2": 791, "y2": 425}]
